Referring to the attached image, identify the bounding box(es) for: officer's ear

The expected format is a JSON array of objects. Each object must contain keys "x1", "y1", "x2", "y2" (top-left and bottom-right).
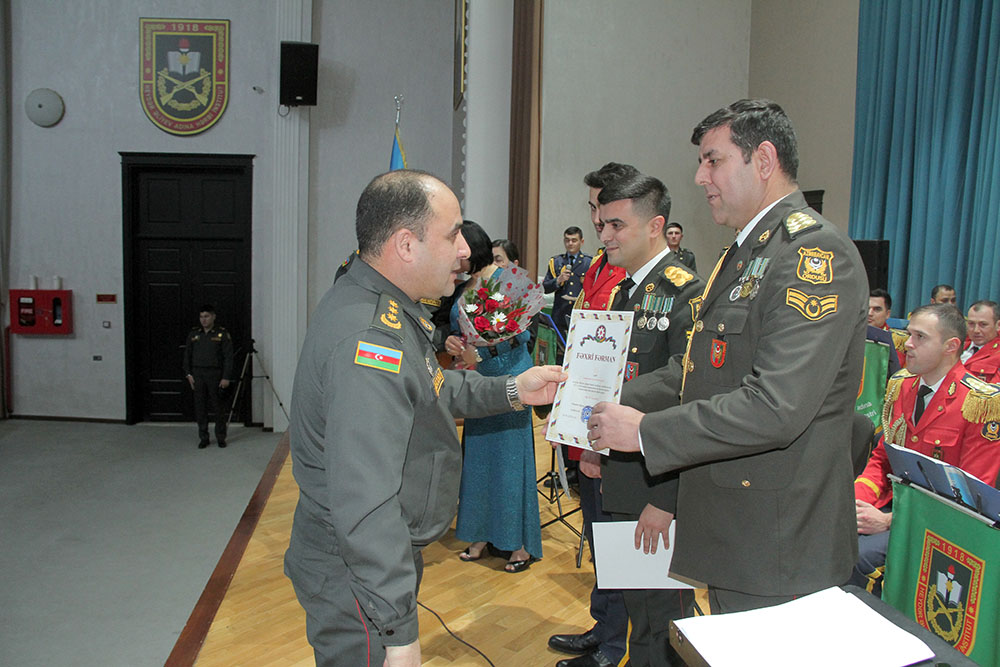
[{"x1": 390, "y1": 227, "x2": 417, "y2": 263}]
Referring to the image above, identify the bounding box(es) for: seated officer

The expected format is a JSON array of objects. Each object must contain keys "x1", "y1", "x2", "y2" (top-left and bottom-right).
[
  {"x1": 851, "y1": 304, "x2": 1000, "y2": 595},
  {"x1": 962, "y1": 300, "x2": 1000, "y2": 382},
  {"x1": 930, "y1": 283, "x2": 958, "y2": 305}
]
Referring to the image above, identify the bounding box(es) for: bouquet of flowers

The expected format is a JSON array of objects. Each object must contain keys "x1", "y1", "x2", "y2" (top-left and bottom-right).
[{"x1": 456, "y1": 265, "x2": 545, "y2": 345}]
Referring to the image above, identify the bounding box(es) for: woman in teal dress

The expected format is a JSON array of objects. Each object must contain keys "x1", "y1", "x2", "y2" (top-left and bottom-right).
[{"x1": 445, "y1": 223, "x2": 542, "y2": 572}]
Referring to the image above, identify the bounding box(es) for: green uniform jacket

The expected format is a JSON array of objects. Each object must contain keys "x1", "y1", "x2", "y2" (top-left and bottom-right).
[
  {"x1": 624, "y1": 191, "x2": 867, "y2": 596},
  {"x1": 601, "y1": 255, "x2": 704, "y2": 516},
  {"x1": 286, "y1": 259, "x2": 511, "y2": 645}
]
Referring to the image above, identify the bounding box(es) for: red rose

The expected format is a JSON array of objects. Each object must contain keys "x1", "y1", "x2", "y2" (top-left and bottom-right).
[
  {"x1": 477, "y1": 287, "x2": 489, "y2": 299},
  {"x1": 484, "y1": 299, "x2": 500, "y2": 313},
  {"x1": 473, "y1": 316, "x2": 490, "y2": 331},
  {"x1": 505, "y1": 319, "x2": 520, "y2": 333}
]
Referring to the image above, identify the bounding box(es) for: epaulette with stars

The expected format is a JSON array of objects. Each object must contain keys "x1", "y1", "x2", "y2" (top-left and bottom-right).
[{"x1": 372, "y1": 293, "x2": 405, "y2": 341}]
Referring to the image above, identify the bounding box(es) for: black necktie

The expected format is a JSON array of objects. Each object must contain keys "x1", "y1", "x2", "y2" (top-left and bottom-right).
[
  {"x1": 913, "y1": 384, "x2": 934, "y2": 424},
  {"x1": 612, "y1": 277, "x2": 635, "y2": 310}
]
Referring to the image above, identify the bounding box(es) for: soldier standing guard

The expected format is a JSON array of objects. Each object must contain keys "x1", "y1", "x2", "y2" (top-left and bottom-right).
[{"x1": 183, "y1": 304, "x2": 234, "y2": 448}]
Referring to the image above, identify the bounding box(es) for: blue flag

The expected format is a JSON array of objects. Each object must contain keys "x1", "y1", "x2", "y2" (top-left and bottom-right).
[{"x1": 390, "y1": 126, "x2": 407, "y2": 170}]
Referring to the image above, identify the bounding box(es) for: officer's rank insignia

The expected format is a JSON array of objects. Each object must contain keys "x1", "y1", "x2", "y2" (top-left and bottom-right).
[
  {"x1": 914, "y1": 530, "x2": 983, "y2": 653},
  {"x1": 710, "y1": 339, "x2": 727, "y2": 368},
  {"x1": 140, "y1": 19, "x2": 230, "y2": 136},
  {"x1": 418, "y1": 317, "x2": 434, "y2": 333},
  {"x1": 785, "y1": 288, "x2": 838, "y2": 321},
  {"x1": 758, "y1": 229, "x2": 771, "y2": 243},
  {"x1": 949, "y1": 382, "x2": 957, "y2": 396},
  {"x1": 663, "y1": 266, "x2": 694, "y2": 287},
  {"x1": 625, "y1": 361, "x2": 639, "y2": 382},
  {"x1": 380, "y1": 298, "x2": 403, "y2": 330},
  {"x1": 645, "y1": 283, "x2": 655, "y2": 293},
  {"x1": 432, "y1": 367, "x2": 445, "y2": 396},
  {"x1": 796, "y1": 247, "x2": 834, "y2": 285},
  {"x1": 981, "y1": 421, "x2": 1000, "y2": 441},
  {"x1": 354, "y1": 341, "x2": 402, "y2": 374},
  {"x1": 785, "y1": 211, "x2": 818, "y2": 235},
  {"x1": 689, "y1": 296, "x2": 703, "y2": 320},
  {"x1": 419, "y1": 298, "x2": 442, "y2": 308}
]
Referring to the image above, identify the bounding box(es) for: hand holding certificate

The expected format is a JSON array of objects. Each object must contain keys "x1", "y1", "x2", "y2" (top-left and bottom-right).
[{"x1": 546, "y1": 310, "x2": 634, "y2": 452}]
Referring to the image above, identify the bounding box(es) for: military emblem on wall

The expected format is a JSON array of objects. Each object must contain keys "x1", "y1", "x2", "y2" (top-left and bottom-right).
[{"x1": 140, "y1": 18, "x2": 230, "y2": 135}]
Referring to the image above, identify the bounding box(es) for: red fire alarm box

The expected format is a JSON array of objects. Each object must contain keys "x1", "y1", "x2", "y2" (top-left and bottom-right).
[{"x1": 9, "y1": 289, "x2": 73, "y2": 335}]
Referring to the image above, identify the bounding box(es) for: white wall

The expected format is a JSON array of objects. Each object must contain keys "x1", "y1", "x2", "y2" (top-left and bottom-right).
[
  {"x1": 749, "y1": 0, "x2": 860, "y2": 231},
  {"x1": 538, "y1": 0, "x2": 752, "y2": 277},
  {"x1": 9, "y1": 1, "x2": 277, "y2": 420},
  {"x1": 8, "y1": 0, "x2": 456, "y2": 420},
  {"x1": 462, "y1": 0, "x2": 514, "y2": 242},
  {"x1": 309, "y1": 0, "x2": 455, "y2": 307}
]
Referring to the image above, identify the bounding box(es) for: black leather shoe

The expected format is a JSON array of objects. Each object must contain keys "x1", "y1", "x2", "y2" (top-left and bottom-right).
[
  {"x1": 218, "y1": 441, "x2": 227, "y2": 448},
  {"x1": 198, "y1": 441, "x2": 209, "y2": 449},
  {"x1": 556, "y1": 650, "x2": 614, "y2": 667},
  {"x1": 548, "y1": 631, "x2": 600, "y2": 655}
]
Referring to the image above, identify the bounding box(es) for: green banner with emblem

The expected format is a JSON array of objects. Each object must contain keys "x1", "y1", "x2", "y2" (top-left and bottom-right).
[
  {"x1": 884, "y1": 482, "x2": 1000, "y2": 665},
  {"x1": 856, "y1": 339, "x2": 891, "y2": 428}
]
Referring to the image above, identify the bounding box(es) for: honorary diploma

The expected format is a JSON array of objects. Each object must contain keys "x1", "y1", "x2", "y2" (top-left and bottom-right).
[{"x1": 547, "y1": 310, "x2": 634, "y2": 452}]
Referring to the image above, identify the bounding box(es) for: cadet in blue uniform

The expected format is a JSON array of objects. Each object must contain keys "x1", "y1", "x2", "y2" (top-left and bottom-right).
[
  {"x1": 183, "y1": 305, "x2": 234, "y2": 448},
  {"x1": 284, "y1": 170, "x2": 564, "y2": 667},
  {"x1": 544, "y1": 226, "x2": 592, "y2": 337}
]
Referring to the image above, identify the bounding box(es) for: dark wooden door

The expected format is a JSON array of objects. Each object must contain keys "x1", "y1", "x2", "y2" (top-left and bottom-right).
[{"x1": 122, "y1": 153, "x2": 253, "y2": 424}]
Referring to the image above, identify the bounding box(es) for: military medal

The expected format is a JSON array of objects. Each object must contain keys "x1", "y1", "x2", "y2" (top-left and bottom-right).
[
  {"x1": 636, "y1": 313, "x2": 647, "y2": 329},
  {"x1": 657, "y1": 296, "x2": 674, "y2": 331},
  {"x1": 729, "y1": 285, "x2": 742, "y2": 301},
  {"x1": 657, "y1": 315, "x2": 670, "y2": 331}
]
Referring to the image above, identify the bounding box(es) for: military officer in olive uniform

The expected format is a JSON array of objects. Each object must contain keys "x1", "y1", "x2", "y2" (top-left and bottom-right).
[
  {"x1": 183, "y1": 305, "x2": 234, "y2": 448},
  {"x1": 579, "y1": 173, "x2": 704, "y2": 667},
  {"x1": 588, "y1": 100, "x2": 868, "y2": 615},
  {"x1": 665, "y1": 221, "x2": 697, "y2": 272},
  {"x1": 284, "y1": 170, "x2": 563, "y2": 667}
]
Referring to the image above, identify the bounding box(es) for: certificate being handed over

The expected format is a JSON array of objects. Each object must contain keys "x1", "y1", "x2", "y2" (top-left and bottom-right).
[{"x1": 546, "y1": 310, "x2": 634, "y2": 452}]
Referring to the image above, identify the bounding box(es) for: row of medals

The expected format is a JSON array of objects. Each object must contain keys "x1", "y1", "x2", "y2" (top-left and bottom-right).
[
  {"x1": 729, "y1": 257, "x2": 770, "y2": 302},
  {"x1": 636, "y1": 293, "x2": 674, "y2": 331}
]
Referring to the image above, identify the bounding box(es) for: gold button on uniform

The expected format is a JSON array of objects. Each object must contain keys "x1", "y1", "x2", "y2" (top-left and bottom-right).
[
  {"x1": 912, "y1": 435, "x2": 919, "y2": 443},
  {"x1": 631, "y1": 347, "x2": 638, "y2": 353},
  {"x1": 686, "y1": 359, "x2": 695, "y2": 373},
  {"x1": 741, "y1": 479, "x2": 751, "y2": 488},
  {"x1": 934, "y1": 439, "x2": 941, "y2": 445},
  {"x1": 718, "y1": 323, "x2": 726, "y2": 333},
  {"x1": 695, "y1": 320, "x2": 704, "y2": 332},
  {"x1": 937, "y1": 405, "x2": 943, "y2": 412}
]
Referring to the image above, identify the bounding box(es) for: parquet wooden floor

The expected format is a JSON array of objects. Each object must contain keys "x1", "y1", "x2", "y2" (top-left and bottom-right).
[{"x1": 194, "y1": 418, "x2": 594, "y2": 666}]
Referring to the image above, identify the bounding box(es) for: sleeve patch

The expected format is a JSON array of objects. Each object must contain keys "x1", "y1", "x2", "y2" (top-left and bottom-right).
[
  {"x1": 355, "y1": 341, "x2": 403, "y2": 374},
  {"x1": 785, "y1": 288, "x2": 838, "y2": 321},
  {"x1": 796, "y1": 247, "x2": 834, "y2": 285}
]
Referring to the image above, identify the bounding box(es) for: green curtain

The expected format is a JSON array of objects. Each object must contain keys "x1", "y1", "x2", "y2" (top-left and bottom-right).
[{"x1": 849, "y1": 0, "x2": 1000, "y2": 314}]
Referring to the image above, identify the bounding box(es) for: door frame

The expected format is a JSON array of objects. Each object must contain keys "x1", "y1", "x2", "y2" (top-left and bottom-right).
[{"x1": 121, "y1": 152, "x2": 254, "y2": 425}]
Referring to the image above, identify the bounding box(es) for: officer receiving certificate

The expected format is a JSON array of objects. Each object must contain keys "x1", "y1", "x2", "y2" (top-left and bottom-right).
[{"x1": 547, "y1": 309, "x2": 634, "y2": 451}]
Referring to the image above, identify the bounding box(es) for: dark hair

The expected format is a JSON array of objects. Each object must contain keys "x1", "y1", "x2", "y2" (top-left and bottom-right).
[
  {"x1": 461, "y1": 220, "x2": 493, "y2": 274},
  {"x1": 492, "y1": 238, "x2": 520, "y2": 264},
  {"x1": 597, "y1": 173, "x2": 672, "y2": 232},
  {"x1": 969, "y1": 300, "x2": 1000, "y2": 322},
  {"x1": 199, "y1": 304, "x2": 216, "y2": 314},
  {"x1": 665, "y1": 221, "x2": 683, "y2": 233},
  {"x1": 356, "y1": 170, "x2": 441, "y2": 260},
  {"x1": 911, "y1": 303, "x2": 966, "y2": 343},
  {"x1": 583, "y1": 162, "x2": 640, "y2": 189},
  {"x1": 691, "y1": 98, "x2": 799, "y2": 181},
  {"x1": 564, "y1": 226, "x2": 583, "y2": 239},
  {"x1": 931, "y1": 284, "x2": 955, "y2": 299},
  {"x1": 869, "y1": 288, "x2": 892, "y2": 310}
]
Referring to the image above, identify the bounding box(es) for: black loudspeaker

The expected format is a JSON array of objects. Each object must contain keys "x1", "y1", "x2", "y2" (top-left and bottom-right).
[
  {"x1": 853, "y1": 239, "x2": 890, "y2": 291},
  {"x1": 280, "y1": 41, "x2": 319, "y2": 106}
]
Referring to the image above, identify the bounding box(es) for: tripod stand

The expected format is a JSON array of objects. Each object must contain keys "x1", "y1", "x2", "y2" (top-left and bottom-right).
[
  {"x1": 228, "y1": 339, "x2": 289, "y2": 427},
  {"x1": 537, "y1": 445, "x2": 586, "y2": 567}
]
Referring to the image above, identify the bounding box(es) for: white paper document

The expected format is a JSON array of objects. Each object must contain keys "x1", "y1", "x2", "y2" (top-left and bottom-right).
[
  {"x1": 592, "y1": 520, "x2": 694, "y2": 589},
  {"x1": 673, "y1": 586, "x2": 935, "y2": 667},
  {"x1": 546, "y1": 310, "x2": 634, "y2": 452}
]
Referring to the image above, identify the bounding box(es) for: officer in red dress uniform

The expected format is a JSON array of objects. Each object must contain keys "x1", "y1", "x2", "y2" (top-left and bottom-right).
[
  {"x1": 852, "y1": 304, "x2": 1000, "y2": 594},
  {"x1": 962, "y1": 300, "x2": 1000, "y2": 383}
]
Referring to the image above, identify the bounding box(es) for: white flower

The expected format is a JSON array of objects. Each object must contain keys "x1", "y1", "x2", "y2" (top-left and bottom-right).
[
  {"x1": 464, "y1": 303, "x2": 478, "y2": 313},
  {"x1": 491, "y1": 312, "x2": 507, "y2": 325},
  {"x1": 489, "y1": 291, "x2": 505, "y2": 301}
]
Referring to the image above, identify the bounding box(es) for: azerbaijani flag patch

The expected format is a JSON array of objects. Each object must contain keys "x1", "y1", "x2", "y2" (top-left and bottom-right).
[{"x1": 355, "y1": 341, "x2": 403, "y2": 374}]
